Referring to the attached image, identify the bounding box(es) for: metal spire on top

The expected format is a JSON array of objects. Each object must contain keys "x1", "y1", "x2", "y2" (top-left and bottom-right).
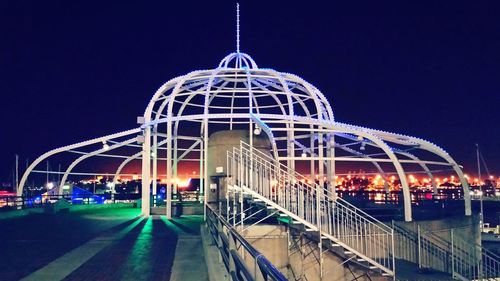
[{"x1": 236, "y1": 3, "x2": 240, "y2": 53}]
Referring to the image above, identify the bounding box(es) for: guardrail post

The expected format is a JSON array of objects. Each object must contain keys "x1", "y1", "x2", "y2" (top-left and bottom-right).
[
  {"x1": 228, "y1": 231, "x2": 236, "y2": 277},
  {"x1": 477, "y1": 243, "x2": 483, "y2": 280},
  {"x1": 391, "y1": 227, "x2": 396, "y2": 280},
  {"x1": 417, "y1": 224, "x2": 422, "y2": 269},
  {"x1": 216, "y1": 216, "x2": 223, "y2": 263},
  {"x1": 254, "y1": 256, "x2": 258, "y2": 281},
  {"x1": 316, "y1": 184, "x2": 323, "y2": 280},
  {"x1": 451, "y1": 229, "x2": 455, "y2": 278}
]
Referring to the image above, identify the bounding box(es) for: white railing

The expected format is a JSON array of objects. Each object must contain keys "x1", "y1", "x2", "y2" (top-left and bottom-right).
[
  {"x1": 226, "y1": 141, "x2": 395, "y2": 277},
  {"x1": 451, "y1": 230, "x2": 500, "y2": 281},
  {"x1": 392, "y1": 223, "x2": 451, "y2": 273},
  {"x1": 393, "y1": 222, "x2": 500, "y2": 280}
]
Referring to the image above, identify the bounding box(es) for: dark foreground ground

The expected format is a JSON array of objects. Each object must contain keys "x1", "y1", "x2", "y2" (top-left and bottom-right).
[{"x1": 0, "y1": 207, "x2": 207, "y2": 281}]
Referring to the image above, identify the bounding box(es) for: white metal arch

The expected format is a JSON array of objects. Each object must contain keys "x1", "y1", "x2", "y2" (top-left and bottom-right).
[
  {"x1": 335, "y1": 130, "x2": 411, "y2": 221},
  {"x1": 395, "y1": 150, "x2": 438, "y2": 194},
  {"x1": 305, "y1": 122, "x2": 414, "y2": 221},
  {"x1": 334, "y1": 132, "x2": 438, "y2": 194},
  {"x1": 19, "y1": 52, "x2": 472, "y2": 225},
  {"x1": 339, "y1": 122, "x2": 472, "y2": 216},
  {"x1": 59, "y1": 138, "x2": 137, "y2": 194},
  {"x1": 17, "y1": 128, "x2": 140, "y2": 196},
  {"x1": 253, "y1": 115, "x2": 411, "y2": 221},
  {"x1": 218, "y1": 52, "x2": 258, "y2": 69},
  {"x1": 404, "y1": 137, "x2": 472, "y2": 215},
  {"x1": 335, "y1": 143, "x2": 391, "y2": 193}
]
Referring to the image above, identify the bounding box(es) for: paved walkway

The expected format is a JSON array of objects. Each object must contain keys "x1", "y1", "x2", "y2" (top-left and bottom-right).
[
  {"x1": 168, "y1": 216, "x2": 209, "y2": 281},
  {"x1": 0, "y1": 208, "x2": 207, "y2": 281}
]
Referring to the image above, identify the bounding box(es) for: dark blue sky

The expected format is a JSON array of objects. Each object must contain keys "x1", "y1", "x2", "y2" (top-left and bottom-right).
[{"x1": 1, "y1": 1, "x2": 499, "y2": 182}]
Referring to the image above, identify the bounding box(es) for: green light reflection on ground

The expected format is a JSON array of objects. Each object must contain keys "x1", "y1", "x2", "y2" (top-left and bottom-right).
[{"x1": 121, "y1": 217, "x2": 153, "y2": 280}]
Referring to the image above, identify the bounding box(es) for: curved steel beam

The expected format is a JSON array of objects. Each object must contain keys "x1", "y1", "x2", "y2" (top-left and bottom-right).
[
  {"x1": 336, "y1": 143, "x2": 390, "y2": 193},
  {"x1": 394, "y1": 150, "x2": 438, "y2": 194},
  {"x1": 17, "y1": 128, "x2": 140, "y2": 196},
  {"x1": 334, "y1": 133, "x2": 437, "y2": 193},
  {"x1": 112, "y1": 138, "x2": 170, "y2": 184},
  {"x1": 332, "y1": 127, "x2": 412, "y2": 221},
  {"x1": 404, "y1": 138, "x2": 471, "y2": 216},
  {"x1": 59, "y1": 138, "x2": 137, "y2": 194},
  {"x1": 342, "y1": 122, "x2": 471, "y2": 216},
  {"x1": 274, "y1": 119, "x2": 413, "y2": 221}
]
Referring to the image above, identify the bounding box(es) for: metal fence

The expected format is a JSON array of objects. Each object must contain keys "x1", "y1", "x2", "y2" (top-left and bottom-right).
[
  {"x1": 0, "y1": 193, "x2": 142, "y2": 211},
  {"x1": 393, "y1": 222, "x2": 500, "y2": 280},
  {"x1": 206, "y1": 205, "x2": 287, "y2": 281},
  {"x1": 1, "y1": 191, "x2": 205, "y2": 211}
]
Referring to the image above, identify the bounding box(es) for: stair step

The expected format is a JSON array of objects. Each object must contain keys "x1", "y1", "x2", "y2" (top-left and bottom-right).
[{"x1": 226, "y1": 147, "x2": 398, "y2": 280}]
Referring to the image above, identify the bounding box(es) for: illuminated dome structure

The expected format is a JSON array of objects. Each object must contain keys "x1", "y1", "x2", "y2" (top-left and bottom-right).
[{"x1": 18, "y1": 51, "x2": 471, "y2": 222}]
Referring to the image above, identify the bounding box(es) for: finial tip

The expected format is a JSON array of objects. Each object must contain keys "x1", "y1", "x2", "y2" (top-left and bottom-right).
[{"x1": 236, "y1": 3, "x2": 240, "y2": 53}]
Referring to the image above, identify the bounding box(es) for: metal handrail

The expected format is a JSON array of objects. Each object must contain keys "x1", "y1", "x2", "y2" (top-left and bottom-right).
[
  {"x1": 238, "y1": 142, "x2": 393, "y2": 234},
  {"x1": 451, "y1": 231, "x2": 500, "y2": 280},
  {"x1": 206, "y1": 205, "x2": 287, "y2": 281},
  {"x1": 393, "y1": 222, "x2": 500, "y2": 280},
  {"x1": 229, "y1": 141, "x2": 395, "y2": 276},
  {"x1": 239, "y1": 141, "x2": 392, "y2": 231}
]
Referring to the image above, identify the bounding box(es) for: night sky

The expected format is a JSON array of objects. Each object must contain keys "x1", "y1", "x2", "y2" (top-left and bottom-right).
[{"x1": 1, "y1": 1, "x2": 499, "y2": 182}]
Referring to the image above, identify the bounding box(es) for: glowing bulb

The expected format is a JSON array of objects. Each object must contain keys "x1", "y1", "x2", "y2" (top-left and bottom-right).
[
  {"x1": 301, "y1": 151, "x2": 307, "y2": 158},
  {"x1": 102, "y1": 141, "x2": 109, "y2": 151},
  {"x1": 360, "y1": 142, "x2": 366, "y2": 151},
  {"x1": 253, "y1": 125, "x2": 261, "y2": 135}
]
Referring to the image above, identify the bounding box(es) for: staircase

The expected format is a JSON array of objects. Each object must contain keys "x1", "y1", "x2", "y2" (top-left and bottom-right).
[
  {"x1": 393, "y1": 222, "x2": 500, "y2": 280},
  {"x1": 226, "y1": 141, "x2": 395, "y2": 278}
]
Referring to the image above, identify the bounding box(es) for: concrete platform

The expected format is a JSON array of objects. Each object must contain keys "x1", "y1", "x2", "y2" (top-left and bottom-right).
[{"x1": 0, "y1": 207, "x2": 209, "y2": 281}]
